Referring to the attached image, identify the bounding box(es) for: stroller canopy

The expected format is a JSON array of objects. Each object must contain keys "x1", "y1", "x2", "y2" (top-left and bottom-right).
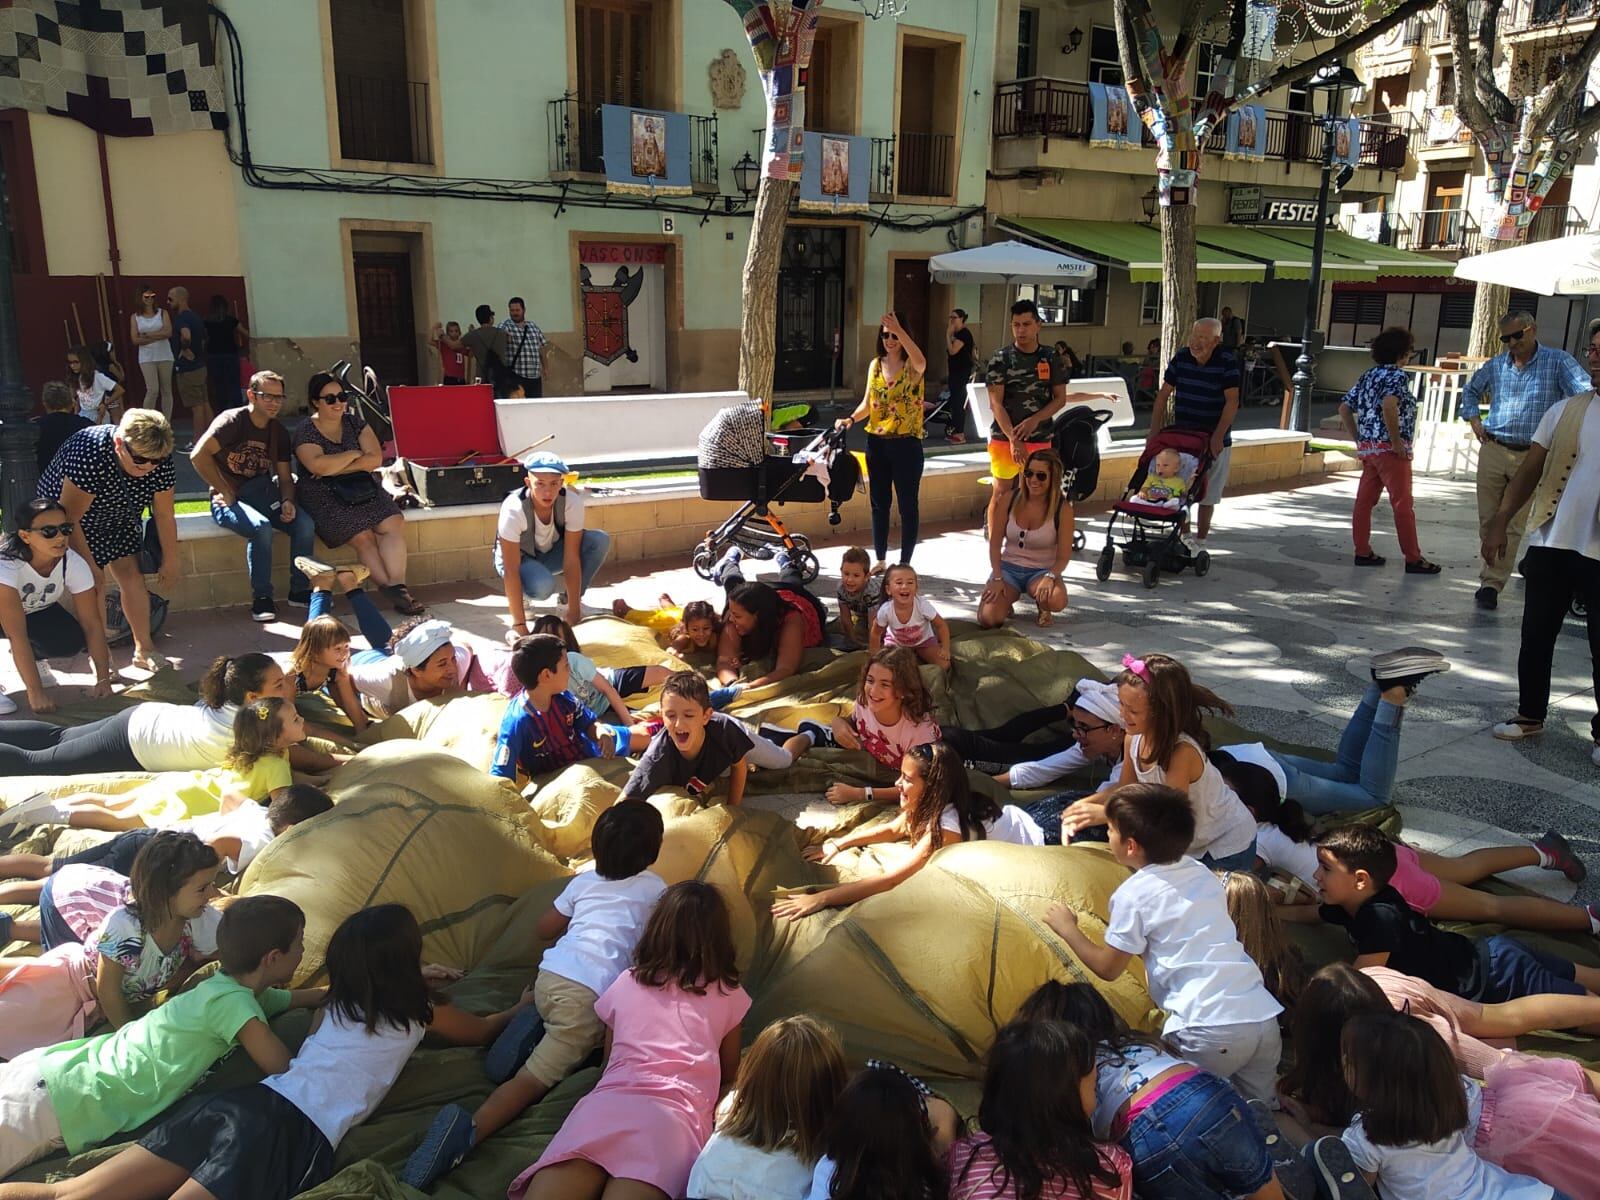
[{"x1": 929, "y1": 240, "x2": 1098, "y2": 285}]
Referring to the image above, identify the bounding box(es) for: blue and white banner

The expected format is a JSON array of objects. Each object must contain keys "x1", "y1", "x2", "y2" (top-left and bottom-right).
[
  {"x1": 602, "y1": 105, "x2": 692, "y2": 196},
  {"x1": 798, "y1": 131, "x2": 869, "y2": 212},
  {"x1": 1089, "y1": 82, "x2": 1140, "y2": 149},
  {"x1": 1332, "y1": 117, "x2": 1362, "y2": 167},
  {"x1": 1224, "y1": 105, "x2": 1267, "y2": 160}
]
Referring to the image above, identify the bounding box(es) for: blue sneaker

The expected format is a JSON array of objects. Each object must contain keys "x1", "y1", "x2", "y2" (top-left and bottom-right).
[
  {"x1": 709, "y1": 546, "x2": 743, "y2": 587},
  {"x1": 708, "y1": 683, "x2": 743, "y2": 710},
  {"x1": 400, "y1": 1103, "x2": 477, "y2": 1191},
  {"x1": 1311, "y1": 1136, "x2": 1377, "y2": 1200},
  {"x1": 484, "y1": 1006, "x2": 545, "y2": 1084}
]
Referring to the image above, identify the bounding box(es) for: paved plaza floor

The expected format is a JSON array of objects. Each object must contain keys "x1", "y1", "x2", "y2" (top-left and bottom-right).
[{"x1": 7, "y1": 470, "x2": 1595, "y2": 903}]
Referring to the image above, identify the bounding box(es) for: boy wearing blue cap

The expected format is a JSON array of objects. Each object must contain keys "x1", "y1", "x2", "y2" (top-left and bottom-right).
[{"x1": 498, "y1": 452, "x2": 612, "y2": 634}]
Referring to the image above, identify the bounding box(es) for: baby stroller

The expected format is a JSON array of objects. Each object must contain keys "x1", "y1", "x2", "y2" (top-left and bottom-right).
[
  {"x1": 693, "y1": 402, "x2": 861, "y2": 584},
  {"x1": 1095, "y1": 427, "x2": 1215, "y2": 589},
  {"x1": 1052, "y1": 405, "x2": 1114, "y2": 550}
]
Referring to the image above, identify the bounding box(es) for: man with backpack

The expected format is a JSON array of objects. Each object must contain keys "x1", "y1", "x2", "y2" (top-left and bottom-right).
[
  {"x1": 499, "y1": 297, "x2": 548, "y2": 398},
  {"x1": 462, "y1": 305, "x2": 510, "y2": 396}
]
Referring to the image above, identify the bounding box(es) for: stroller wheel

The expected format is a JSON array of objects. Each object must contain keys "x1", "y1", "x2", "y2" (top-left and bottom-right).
[
  {"x1": 1095, "y1": 546, "x2": 1114, "y2": 582},
  {"x1": 1193, "y1": 549, "x2": 1211, "y2": 578},
  {"x1": 692, "y1": 542, "x2": 716, "y2": 580},
  {"x1": 794, "y1": 549, "x2": 821, "y2": 583},
  {"x1": 1072, "y1": 529, "x2": 1086, "y2": 551},
  {"x1": 1573, "y1": 594, "x2": 1588, "y2": 619},
  {"x1": 1142, "y1": 558, "x2": 1161, "y2": 590}
]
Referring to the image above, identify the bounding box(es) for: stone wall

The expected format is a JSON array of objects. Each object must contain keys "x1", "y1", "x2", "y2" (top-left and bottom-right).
[{"x1": 162, "y1": 432, "x2": 1356, "y2": 613}]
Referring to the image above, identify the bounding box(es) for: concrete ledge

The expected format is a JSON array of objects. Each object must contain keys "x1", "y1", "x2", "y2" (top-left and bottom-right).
[{"x1": 164, "y1": 432, "x2": 1354, "y2": 613}]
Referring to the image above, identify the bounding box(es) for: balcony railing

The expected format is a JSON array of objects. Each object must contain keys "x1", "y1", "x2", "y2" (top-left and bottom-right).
[
  {"x1": 546, "y1": 95, "x2": 718, "y2": 188},
  {"x1": 1377, "y1": 207, "x2": 1484, "y2": 255},
  {"x1": 1518, "y1": 0, "x2": 1597, "y2": 25},
  {"x1": 897, "y1": 130, "x2": 954, "y2": 197},
  {"x1": 870, "y1": 135, "x2": 895, "y2": 201},
  {"x1": 1432, "y1": 0, "x2": 1497, "y2": 41},
  {"x1": 334, "y1": 74, "x2": 432, "y2": 164},
  {"x1": 994, "y1": 77, "x2": 1409, "y2": 170},
  {"x1": 1527, "y1": 202, "x2": 1590, "y2": 242}
]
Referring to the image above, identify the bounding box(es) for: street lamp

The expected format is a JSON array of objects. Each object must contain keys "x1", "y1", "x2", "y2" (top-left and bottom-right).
[
  {"x1": 732, "y1": 151, "x2": 759, "y2": 200},
  {"x1": 0, "y1": 137, "x2": 36, "y2": 531},
  {"x1": 1140, "y1": 186, "x2": 1159, "y2": 225},
  {"x1": 1289, "y1": 60, "x2": 1362, "y2": 434}
]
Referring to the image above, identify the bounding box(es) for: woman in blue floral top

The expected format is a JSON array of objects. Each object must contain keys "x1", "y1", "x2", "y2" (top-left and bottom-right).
[{"x1": 1338, "y1": 327, "x2": 1440, "y2": 575}]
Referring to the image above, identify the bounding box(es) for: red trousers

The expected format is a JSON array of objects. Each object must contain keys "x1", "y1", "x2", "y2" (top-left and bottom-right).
[{"x1": 1352, "y1": 450, "x2": 1421, "y2": 562}]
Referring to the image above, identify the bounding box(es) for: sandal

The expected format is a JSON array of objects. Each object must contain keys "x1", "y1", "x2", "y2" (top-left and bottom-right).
[
  {"x1": 131, "y1": 650, "x2": 169, "y2": 673},
  {"x1": 387, "y1": 584, "x2": 425, "y2": 616},
  {"x1": 1492, "y1": 716, "x2": 1545, "y2": 742},
  {"x1": 1404, "y1": 557, "x2": 1442, "y2": 575},
  {"x1": 1353, "y1": 553, "x2": 1386, "y2": 567},
  {"x1": 295, "y1": 556, "x2": 370, "y2": 592}
]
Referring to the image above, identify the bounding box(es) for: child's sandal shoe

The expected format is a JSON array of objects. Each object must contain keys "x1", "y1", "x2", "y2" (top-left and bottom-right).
[{"x1": 1311, "y1": 1136, "x2": 1378, "y2": 1200}]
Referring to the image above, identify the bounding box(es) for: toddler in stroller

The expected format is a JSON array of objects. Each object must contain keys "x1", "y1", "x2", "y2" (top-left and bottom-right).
[
  {"x1": 1095, "y1": 427, "x2": 1216, "y2": 589},
  {"x1": 693, "y1": 402, "x2": 861, "y2": 585}
]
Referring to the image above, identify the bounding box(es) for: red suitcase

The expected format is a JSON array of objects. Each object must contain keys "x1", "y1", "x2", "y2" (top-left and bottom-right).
[{"x1": 387, "y1": 384, "x2": 525, "y2": 507}]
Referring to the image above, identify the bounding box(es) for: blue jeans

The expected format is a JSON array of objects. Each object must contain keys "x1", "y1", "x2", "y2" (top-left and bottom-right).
[
  {"x1": 1123, "y1": 1072, "x2": 1274, "y2": 1200},
  {"x1": 308, "y1": 587, "x2": 394, "y2": 653},
  {"x1": 1270, "y1": 683, "x2": 1402, "y2": 814},
  {"x1": 494, "y1": 529, "x2": 612, "y2": 601},
  {"x1": 1202, "y1": 839, "x2": 1259, "y2": 871},
  {"x1": 210, "y1": 478, "x2": 317, "y2": 600}
]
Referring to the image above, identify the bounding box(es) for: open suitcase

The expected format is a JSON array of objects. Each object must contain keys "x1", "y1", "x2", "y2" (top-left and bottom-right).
[{"x1": 387, "y1": 384, "x2": 525, "y2": 507}]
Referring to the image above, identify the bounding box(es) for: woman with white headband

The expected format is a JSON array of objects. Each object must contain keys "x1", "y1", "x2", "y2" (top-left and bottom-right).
[
  {"x1": 944, "y1": 677, "x2": 1128, "y2": 791},
  {"x1": 345, "y1": 614, "x2": 512, "y2": 719}
]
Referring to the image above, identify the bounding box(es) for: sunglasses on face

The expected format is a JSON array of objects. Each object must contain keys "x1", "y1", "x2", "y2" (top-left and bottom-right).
[
  {"x1": 1023, "y1": 469, "x2": 1050, "y2": 480},
  {"x1": 127, "y1": 450, "x2": 168, "y2": 466},
  {"x1": 318, "y1": 392, "x2": 350, "y2": 405},
  {"x1": 1500, "y1": 328, "x2": 1528, "y2": 343},
  {"x1": 28, "y1": 522, "x2": 74, "y2": 538}
]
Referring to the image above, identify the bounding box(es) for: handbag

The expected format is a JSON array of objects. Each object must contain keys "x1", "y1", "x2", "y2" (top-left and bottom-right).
[
  {"x1": 136, "y1": 517, "x2": 163, "y2": 573},
  {"x1": 326, "y1": 471, "x2": 380, "y2": 505}
]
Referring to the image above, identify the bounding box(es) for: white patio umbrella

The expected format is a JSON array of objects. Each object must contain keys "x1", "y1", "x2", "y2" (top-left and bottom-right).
[
  {"x1": 928, "y1": 239, "x2": 1098, "y2": 285},
  {"x1": 1453, "y1": 230, "x2": 1600, "y2": 295}
]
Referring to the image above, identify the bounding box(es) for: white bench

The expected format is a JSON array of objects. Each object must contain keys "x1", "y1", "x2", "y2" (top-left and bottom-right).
[
  {"x1": 966, "y1": 374, "x2": 1135, "y2": 452},
  {"x1": 495, "y1": 390, "x2": 749, "y2": 469}
]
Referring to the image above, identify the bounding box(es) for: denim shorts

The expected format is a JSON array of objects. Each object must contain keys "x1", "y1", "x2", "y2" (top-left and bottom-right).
[
  {"x1": 1000, "y1": 561, "x2": 1050, "y2": 595},
  {"x1": 1481, "y1": 933, "x2": 1583, "y2": 1003},
  {"x1": 1123, "y1": 1072, "x2": 1273, "y2": 1200}
]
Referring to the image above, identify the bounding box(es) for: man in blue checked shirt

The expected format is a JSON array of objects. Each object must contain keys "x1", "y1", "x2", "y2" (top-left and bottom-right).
[{"x1": 1459, "y1": 310, "x2": 1591, "y2": 609}]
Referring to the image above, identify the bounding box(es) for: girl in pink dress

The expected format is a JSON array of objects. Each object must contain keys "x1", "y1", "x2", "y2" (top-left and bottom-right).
[{"x1": 508, "y1": 880, "x2": 750, "y2": 1200}]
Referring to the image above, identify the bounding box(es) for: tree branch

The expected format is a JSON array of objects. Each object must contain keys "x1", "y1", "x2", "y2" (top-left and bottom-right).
[
  {"x1": 1561, "y1": 93, "x2": 1600, "y2": 144},
  {"x1": 1171, "y1": 0, "x2": 1215, "y2": 62},
  {"x1": 1230, "y1": 0, "x2": 1435, "y2": 109},
  {"x1": 1115, "y1": 0, "x2": 1159, "y2": 100},
  {"x1": 1448, "y1": 0, "x2": 1504, "y2": 136}
]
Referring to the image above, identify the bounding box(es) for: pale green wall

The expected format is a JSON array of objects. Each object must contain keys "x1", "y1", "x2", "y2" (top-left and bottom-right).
[{"x1": 224, "y1": 0, "x2": 994, "y2": 345}]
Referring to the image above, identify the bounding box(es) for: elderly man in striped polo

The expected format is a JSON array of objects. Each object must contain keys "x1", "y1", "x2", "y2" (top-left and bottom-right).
[{"x1": 1153, "y1": 317, "x2": 1241, "y2": 548}]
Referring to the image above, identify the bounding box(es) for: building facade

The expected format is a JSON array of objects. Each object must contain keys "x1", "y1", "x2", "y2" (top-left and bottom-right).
[
  {"x1": 1338, "y1": 0, "x2": 1600, "y2": 357},
  {"x1": 12, "y1": 0, "x2": 995, "y2": 418}
]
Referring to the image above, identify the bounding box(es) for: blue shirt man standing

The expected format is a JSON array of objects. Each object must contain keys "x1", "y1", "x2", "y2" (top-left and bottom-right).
[{"x1": 1459, "y1": 310, "x2": 1590, "y2": 609}]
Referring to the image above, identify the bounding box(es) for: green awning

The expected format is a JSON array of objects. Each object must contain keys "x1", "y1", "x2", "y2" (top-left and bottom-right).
[
  {"x1": 1248, "y1": 227, "x2": 1465, "y2": 280},
  {"x1": 997, "y1": 217, "x2": 1268, "y2": 283},
  {"x1": 1195, "y1": 225, "x2": 1379, "y2": 281}
]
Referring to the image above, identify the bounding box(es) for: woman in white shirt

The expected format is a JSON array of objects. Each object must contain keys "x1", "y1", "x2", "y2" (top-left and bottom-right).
[
  {"x1": 0, "y1": 499, "x2": 113, "y2": 715},
  {"x1": 67, "y1": 344, "x2": 125, "y2": 425},
  {"x1": 129, "y1": 283, "x2": 175, "y2": 419}
]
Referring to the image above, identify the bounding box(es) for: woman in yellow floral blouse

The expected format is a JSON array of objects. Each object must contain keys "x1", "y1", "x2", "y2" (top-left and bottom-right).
[{"x1": 836, "y1": 312, "x2": 928, "y2": 569}]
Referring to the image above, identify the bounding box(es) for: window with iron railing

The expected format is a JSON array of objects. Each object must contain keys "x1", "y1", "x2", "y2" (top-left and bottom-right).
[{"x1": 334, "y1": 75, "x2": 432, "y2": 164}]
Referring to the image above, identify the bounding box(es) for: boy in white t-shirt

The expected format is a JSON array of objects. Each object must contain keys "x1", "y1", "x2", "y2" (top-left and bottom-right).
[
  {"x1": 401, "y1": 800, "x2": 668, "y2": 1190},
  {"x1": 1043, "y1": 781, "x2": 1284, "y2": 1101}
]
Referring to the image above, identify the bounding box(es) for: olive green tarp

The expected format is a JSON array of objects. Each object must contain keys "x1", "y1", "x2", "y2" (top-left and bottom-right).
[{"x1": 3, "y1": 620, "x2": 1596, "y2": 1196}]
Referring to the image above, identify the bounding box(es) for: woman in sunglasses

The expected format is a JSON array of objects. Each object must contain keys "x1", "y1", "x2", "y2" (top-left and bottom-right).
[
  {"x1": 292, "y1": 372, "x2": 422, "y2": 616},
  {"x1": 977, "y1": 446, "x2": 1072, "y2": 629},
  {"x1": 37, "y1": 408, "x2": 179, "y2": 672},
  {"x1": 0, "y1": 499, "x2": 114, "y2": 714}
]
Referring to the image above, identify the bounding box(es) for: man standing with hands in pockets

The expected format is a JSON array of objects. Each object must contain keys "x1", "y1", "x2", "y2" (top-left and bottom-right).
[{"x1": 1460, "y1": 310, "x2": 1590, "y2": 611}]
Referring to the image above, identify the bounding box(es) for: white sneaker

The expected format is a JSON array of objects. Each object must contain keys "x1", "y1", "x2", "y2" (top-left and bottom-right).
[
  {"x1": 1179, "y1": 532, "x2": 1200, "y2": 554},
  {"x1": 1591, "y1": 743, "x2": 1600, "y2": 767},
  {"x1": 0, "y1": 690, "x2": 15, "y2": 716},
  {"x1": 33, "y1": 662, "x2": 56, "y2": 686},
  {"x1": 1491, "y1": 718, "x2": 1544, "y2": 741}
]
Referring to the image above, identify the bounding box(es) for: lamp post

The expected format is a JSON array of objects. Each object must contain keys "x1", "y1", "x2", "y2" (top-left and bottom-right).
[
  {"x1": 0, "y1": 137, "x2": 37, "y2": 531},
  {"x1": 1289, "y1": 61, "x2": 1361, "y2": 434}
]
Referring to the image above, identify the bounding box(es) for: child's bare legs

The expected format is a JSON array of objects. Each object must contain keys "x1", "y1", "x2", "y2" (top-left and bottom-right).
[
  {"x1": 1426, "y1": 878, "x2": 1595, "y2": 933},
  {"x1": 914, "y1": 640, "x2": 951, "y2": 670},
  {"x1": 0, "y1": 1144, "x2": 192, "y2": 1200},
  {"x1": 472, "y1": 1073, "x2": 550, "y2": 1144},
  {"x1": 1472, "y1": 991, "x2": 1600, "y2": 1038},
  {"x1": 639, "y1": 666, "x2": 671, "y2": 689},
  {"x1": 65, "y1": 805, "x2": 145, "y2": 833},
  {"x1": 0, "y1": 853, "x2": 52, "y2": 881},
  {"x1": 1417, "y1": 845, "x2": 1541, "y2": 884},
  {"x1": 0, "y1": 879, "x2": 46, "y2": 908},
  {"x1": 1576, "y1": 963, "x2": 1600, "y2": 994},
  {"x1": 522, "y1": 1161, "x2": 610, "y2": 1200},
  {"x1": 0, "y1": 914, "x2": 42, "y2": 944}
]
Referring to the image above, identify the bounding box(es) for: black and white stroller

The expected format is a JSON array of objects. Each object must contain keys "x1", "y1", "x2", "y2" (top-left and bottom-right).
[
  {"x1": 1052, "y1": 405, "x2": 1114, "y2": 550},
  {"x1": 693, "y1": 402, "x2": 861, "y2": 584}
]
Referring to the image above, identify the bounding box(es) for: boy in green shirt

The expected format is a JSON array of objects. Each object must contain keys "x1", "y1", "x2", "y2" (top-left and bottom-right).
[{"x1": 0, "y1": 894, "x2": 322, "y2": 1181}]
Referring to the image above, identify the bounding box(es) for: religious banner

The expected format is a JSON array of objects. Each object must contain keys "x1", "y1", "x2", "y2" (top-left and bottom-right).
[
  {"x1": 601, "y1": 105, "x2": 692, "y2": 196},
  {"x1": 1223, "y1": 106, "x2": 1266, "y2": 160},
  {"x1": 1089, "y1": 82, "x2": 1140, "y2": 149},
  {"x1": 0, "y1": 0, "x2": 226, "y2": 136},
  {"x1": 798, "y1": 131, "x2": 869, "y2": 212},
  {"x1": 1332, "y1": 117, "x2": 1362, "y2": 167},
  {"x1": 1426, "y1": 105, "x2": 1470, "y2": 146}
]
